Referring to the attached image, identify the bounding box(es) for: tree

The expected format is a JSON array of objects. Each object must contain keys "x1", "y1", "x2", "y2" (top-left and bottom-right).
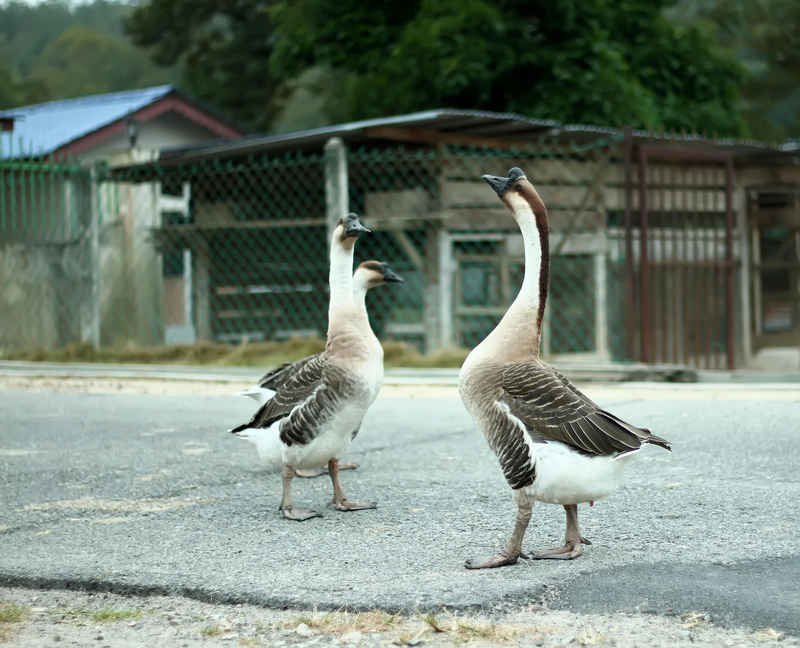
[
  {"x1": 34, "y1": 24, "x2": 175, "y2": 99},
  {"x1": 124, "y1": 0, "x2": 287, "y2": 133},
  {"x1": 270, "y1": 0, "x2": 747, "y2": 136},
  {"x1": 670, "y1": 0, "x2": 800, "y2": 140}
]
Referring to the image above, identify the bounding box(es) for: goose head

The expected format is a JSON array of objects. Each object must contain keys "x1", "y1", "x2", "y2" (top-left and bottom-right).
[
  {"x1": 481, "y1": 167, "x2": 547, "y2": 223},
  {"x1": 335, "y1": 213, "x2": 370, "y2": 247},
  {"x1": 354, "y1": 260, "x2": 405, "y2": 289}
]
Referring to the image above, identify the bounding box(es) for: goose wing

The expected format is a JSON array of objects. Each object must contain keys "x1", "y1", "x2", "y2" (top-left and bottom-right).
[
  {"x1": 256, "y1": 352, "x2": 323, "y2": 391},
  {"x1": 231, "y1": 355, "x2": 360, "y2": 447},
  {"x1": 500, "y1": 362, "x2": 670, "y2": 457}
]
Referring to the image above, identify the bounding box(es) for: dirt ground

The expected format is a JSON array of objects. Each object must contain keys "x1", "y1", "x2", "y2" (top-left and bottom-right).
[{"x1": 1, "y1": 587, "x2": 794, "y2": 648}]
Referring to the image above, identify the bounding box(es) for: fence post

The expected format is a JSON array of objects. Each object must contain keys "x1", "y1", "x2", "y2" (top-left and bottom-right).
[
  {"x1": 324, "y1": 137, "x2": 348, "y2": 247},
  {"x1": 81, "y1": 165, "x2": 101, "y2": 349}
]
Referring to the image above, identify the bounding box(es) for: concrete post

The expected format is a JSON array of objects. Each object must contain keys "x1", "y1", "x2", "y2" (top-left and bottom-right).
[
  {"x1": 80, "y1": 165, "x2": 101, "y2": 348},
  {"x1": 324, "y1": 137, "x2": 348, "y2": 248}
]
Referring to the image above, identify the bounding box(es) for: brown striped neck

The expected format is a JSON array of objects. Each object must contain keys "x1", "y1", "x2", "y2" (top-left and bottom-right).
[{"x1": 500, "y1": 182, "x2": 549, "y2": 355}]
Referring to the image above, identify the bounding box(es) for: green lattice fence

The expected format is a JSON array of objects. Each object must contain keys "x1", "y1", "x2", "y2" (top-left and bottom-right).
[{"x1": 1, "y1": 135, "x2": 630, "y2": 362}]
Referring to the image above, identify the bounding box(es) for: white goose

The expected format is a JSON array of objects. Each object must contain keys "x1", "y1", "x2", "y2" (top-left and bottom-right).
[
  {"x1": 236, "y1": 260, "x2": 405, "y2": 477},
  {"x1": 459, "y1": 168, "x2": 671, "y2": 568},
  {"x1": 229, "y1": 213, "x2": 386, "y2": 521}
]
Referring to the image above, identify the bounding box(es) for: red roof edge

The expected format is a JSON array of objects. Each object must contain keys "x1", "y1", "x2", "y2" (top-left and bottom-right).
[{"x1": 52, "y1": 93, "x2": 247, "y2": 159}]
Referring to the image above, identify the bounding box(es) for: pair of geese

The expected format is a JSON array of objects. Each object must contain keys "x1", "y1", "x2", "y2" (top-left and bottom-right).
[{"x1": 230, "y1": 168, "x2": 670, "y2": 569}]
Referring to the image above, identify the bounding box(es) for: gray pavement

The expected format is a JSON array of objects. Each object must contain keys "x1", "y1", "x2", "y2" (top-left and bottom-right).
[{"x1": 0, "y1": 390, "x2": 798, "y2": 634}]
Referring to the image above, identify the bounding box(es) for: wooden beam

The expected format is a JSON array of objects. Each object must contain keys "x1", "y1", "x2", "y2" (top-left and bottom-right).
[
  {"x1": 366, "y1": 126, "x2": 539, "y2": 152},
  {"x1": 391, "y1": 230, "x2": 425, "y2": 271},
  {"x1": 155, "y1": 218, "x2": 326, "y2": 232}
]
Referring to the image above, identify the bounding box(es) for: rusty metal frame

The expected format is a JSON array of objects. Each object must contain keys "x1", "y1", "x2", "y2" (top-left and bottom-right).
[{"x1": 634, "y1": 145, "x2": 735, "y2": 370}]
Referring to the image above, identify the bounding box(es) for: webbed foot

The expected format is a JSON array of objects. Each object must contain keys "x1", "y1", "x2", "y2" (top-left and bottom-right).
[
  {"x1": 280, "y1": 507, "x2": 322, "y2": 521},
  {"x1": 328, "y1": 499, "x2": 376, "y2": 512}
]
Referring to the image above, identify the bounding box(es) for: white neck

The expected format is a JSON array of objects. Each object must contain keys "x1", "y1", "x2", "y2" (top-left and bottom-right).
[
  {"x1": 352, "y1": 277, "x2": 369, "y2": 320},
  {"x1": 328, "y1": 236, "x2": 356, "y2": 318},
  {"x1": 483, "y1": 202, "x2": 544, "y2": 358}
]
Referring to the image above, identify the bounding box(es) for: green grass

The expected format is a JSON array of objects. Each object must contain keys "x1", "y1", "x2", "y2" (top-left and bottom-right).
[
  {"x1": 0, "y1": 603, "x2": 29, "y2": 641},
  {"x1": 201, "y1": 625, "x2": 221, "y2": 636},
  {"x1": 0, "y1": 603, "x2": 28, "y2": 624},
  {"x1": 0, "y1": 339, "x2": 470, "y2": 369},
  {"x1": 90, "y1": 609, "x2": 142, "y2": 622},
  {"x1": 56, "y1": 607, "x2": 143, "y2": 624}
]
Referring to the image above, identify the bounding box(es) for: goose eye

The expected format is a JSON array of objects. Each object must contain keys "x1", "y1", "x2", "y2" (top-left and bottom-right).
[{"x1": 515, "y1": 185, "x2": 523, "y2": 193}]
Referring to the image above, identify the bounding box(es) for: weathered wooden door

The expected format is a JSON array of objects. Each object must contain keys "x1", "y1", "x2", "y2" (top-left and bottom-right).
[{"x1": 636, "y1": 148, "x2": 735, "y2": 370}]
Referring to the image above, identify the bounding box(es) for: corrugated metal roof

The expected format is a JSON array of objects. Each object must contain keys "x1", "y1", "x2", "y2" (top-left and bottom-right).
[
  {"x1": 157, "y1": 108, "x2": 561, "y2": 163},
  {"x1": 0, "y1": 85, "x2": 174, "y2": 159},
  {"x1": 105, "y1": 106, "x2": 796, "y2": 168}
]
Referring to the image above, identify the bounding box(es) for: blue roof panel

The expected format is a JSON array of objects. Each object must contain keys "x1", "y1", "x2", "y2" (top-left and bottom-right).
[{"x1": 0, "y1": 85, "x2": 173, "y2": 159}]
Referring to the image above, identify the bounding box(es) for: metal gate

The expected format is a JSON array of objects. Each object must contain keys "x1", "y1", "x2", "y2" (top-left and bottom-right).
[{"x1": 632, "y1": 147, "x2": 735, "y2": 370}]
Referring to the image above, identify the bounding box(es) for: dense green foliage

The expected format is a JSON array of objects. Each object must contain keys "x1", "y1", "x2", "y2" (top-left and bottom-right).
[
  {"x1": 0, "y1": 0, "x2": 176, "y2": 110},
  {"x1": 670, "y1": 0, "x2": 800, "y2": 140},
  {"x1": 124, "y1": 0, "x2": 287, "y2": 133},
  {"x1": 271, "y1": 0, "x2": 747, "y2": 136},
  {"x1": 1, "y1": 0, "x2": 798, "y2": 141}
]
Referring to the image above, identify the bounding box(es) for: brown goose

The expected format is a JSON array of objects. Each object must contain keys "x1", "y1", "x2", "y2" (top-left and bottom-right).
[
  {"x1": 237, "y1": 260, "x2": 405, "y2": 477},
  {"x1": 229, "y1": 214, "x2": 385, "y2": 521},
  {"x1": 458, "y1": 168, "x2": 671, "y2": 568}
]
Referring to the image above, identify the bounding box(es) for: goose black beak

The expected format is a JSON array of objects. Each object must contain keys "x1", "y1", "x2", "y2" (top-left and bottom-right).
[
  {"x1": 380, "y1": 263, "x2": 405, "y2": 284},
  {"x1": 344, "y1": 213, "x2": 370, "y2": 238},
  {"x1": 482, "y1": 168, "x2": 527, "y2": 197},
  {"x1": 481, "y1": 173, "x2": 513, "y2": 197}
]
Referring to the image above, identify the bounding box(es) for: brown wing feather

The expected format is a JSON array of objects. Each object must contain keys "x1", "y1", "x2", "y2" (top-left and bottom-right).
[
  {"x1": 500, "y1": 362, "x2": 670, "y2": 456},
  {"x1": 257, "y1": 352, "x2": 323, "y2": 391},
  {"x1": 230, "y1": 355, "x2": 328, "y2": 436}
]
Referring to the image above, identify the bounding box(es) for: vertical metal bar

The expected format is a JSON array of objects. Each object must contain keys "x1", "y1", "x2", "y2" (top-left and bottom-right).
[
  {"x1": 692, "y1": 165, "x2": 700, "y2": 367},
  {"x1": 623, "y1": 126, "x2": 635, "y2": 360},
  {"x1": 672, "y1": 162, "x2": 680, "y2": 365},
  {"x1": 656, "y1": 161, "x2": 664, "y2": 363},
  {"x1": 639, "y1": 148, "x2": 650, "y2": 362},
  {"x1": 10, "y1": 140, "x2": 16, "y2": 238},
  {"x1": 0, "y1": 137, "x2": 5, "y2": 235},
  {"x1": 725, "y1": 156, "x2": 735, "y2": 370},
  {"x1": 703, "y1": 165, "x2": 712, "y2": 369}
]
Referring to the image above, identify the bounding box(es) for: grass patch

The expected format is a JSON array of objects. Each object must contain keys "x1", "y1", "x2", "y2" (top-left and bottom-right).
[
  {"x1": 419, "y1": 609, "x2": 521, "y2": 644},
  {"x1": 56, "y1": 607, "x2": 143, "y2": 624},
  {"x1": 0, "y1": 339, "x2": 469, "y2": 369},
  {"x1": 283, "y1": 608, "x2": 400, "y2": 634},
  {"x1": 750, "y1": 628, "x2": 785, "y2": 642},
  {"x1": 90, "y1": 609, "x2": 142, "y2": 622},
  {"x1": 0, "y1": 602, "x2": 29, "y2": 641},
  {"x1": 577, "y1": 626, "x2": 613, "y2": 645},
  {"x1": 682, "y1": 613, "x2": 710, "y2": 630},
  {"x1": 201, "y1": 625, "x2": 221, "y2": 636}
]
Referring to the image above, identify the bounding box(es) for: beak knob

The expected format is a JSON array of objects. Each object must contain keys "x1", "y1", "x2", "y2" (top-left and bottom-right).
[{"x1": 344, "y1": 213, "x2": 370, "y2": 238}]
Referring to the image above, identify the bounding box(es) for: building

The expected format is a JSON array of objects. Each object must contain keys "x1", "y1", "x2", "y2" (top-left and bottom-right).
[
  {"x1": 0, "y1": 86, "x2": 248, "y2": 350},
  {"x1": 107, "y1": 109, "x2": 800, "y2": 370}
]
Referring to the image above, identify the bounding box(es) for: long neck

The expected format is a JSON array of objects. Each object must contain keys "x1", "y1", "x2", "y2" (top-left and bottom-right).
[
  {"x1": 495, "y1": 209, "x2": 549, "y2": 357},
  {"x1": 328, "y1": 239, "x2": 356, "y2": 321},
  {"x1": 353, "y1": 280, "x2": 369, "y2": 321}
]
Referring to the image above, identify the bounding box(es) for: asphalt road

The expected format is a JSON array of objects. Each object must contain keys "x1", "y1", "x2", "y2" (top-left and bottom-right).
[{"x1": 0, "y1": 388, "x2": 798, "y2": 634}]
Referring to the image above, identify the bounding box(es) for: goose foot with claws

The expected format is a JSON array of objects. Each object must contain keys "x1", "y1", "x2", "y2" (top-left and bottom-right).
[
  {"x1": 327, "y1": 459, "x2": 375, "y2": 512},
  {"x1": 532, "y1": 537, "x2": 591, "y2": 560},
  {"x1": 280, "y1": 507, "x2": 322, "y2": 521},
  {"x1": 465, "y1": 550, "x2": 530, "y2": 570},
  {"x1": 532, "y1": 504, "x2": 591, "y2": 560},
  {"x1": 464, "y1": 505, "x2": 532, "y2": 570},
  {"x1": 329, "y1": 499, "x2": 376, "y2": 512}
]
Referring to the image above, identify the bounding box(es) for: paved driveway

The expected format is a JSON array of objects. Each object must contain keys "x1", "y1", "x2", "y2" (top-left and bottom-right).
[{"x1": 0, "y1": 386, "x2": 797, "y2": 634}]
